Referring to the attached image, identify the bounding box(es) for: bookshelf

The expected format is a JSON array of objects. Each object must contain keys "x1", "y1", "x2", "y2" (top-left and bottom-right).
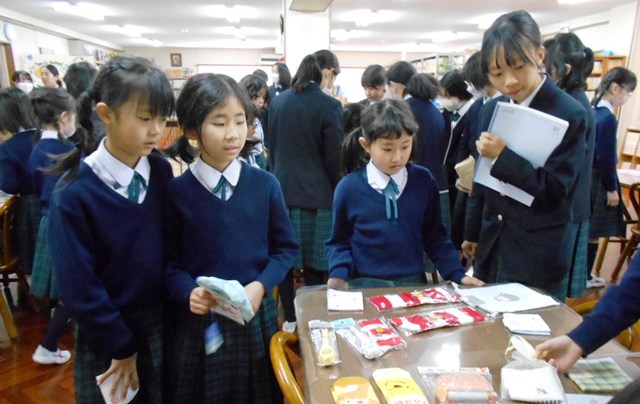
[
  {"x1": 587, "y1": 55, "x2": 627, "y2": 93},
  {"x1": 410, "y1": 52, "x2": 465, "y2": 78},
  {"x1": 618, "y1": 127, "x2": 640, "y2": 169}
]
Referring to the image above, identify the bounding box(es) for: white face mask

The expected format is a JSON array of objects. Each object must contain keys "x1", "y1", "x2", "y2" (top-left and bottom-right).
[
  {"x1": 466, "y1": 83, "x2": 486, "y2": 100},
  {"x1": 16, "y1": 82, "x2": 34, "y2": 94},
  {"x1": 439, "y1": 97, "x2": 460, "y2": 112},
  {"x1": 272, "y1": 74, "x2": 279, "y2": 85}
]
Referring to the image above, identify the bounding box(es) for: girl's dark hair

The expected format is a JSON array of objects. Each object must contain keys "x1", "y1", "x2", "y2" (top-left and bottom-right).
[
  {"x1": 342, "y1": 103, "x2": 364, "y2": 135},
  {"x1": 54, "y1": 56, "x2": 175, "y2": 179},
  {"x1": 291, "y1": 55, "x2": 322, "y2": 93},
  {"x1": 386, "y1": 61, "x2": 416, "y2": 86},
  {"x1": 44, "y1": 64, "x2": 64, "y2": 88},
  {"x1": 239, "y1": 74, "x2": 270, "y2": 105},
  {"x1": 407, "y1": 73, "x2": 439, "y2": 101},
  {"x1": 273, "y1": 62, "x2": 292, "y2": 89},
  {"x1": 440, "y1": 69, "x2": 473, "y2": 101},
  {"x1": 361, "y1": 64, "x2": 386, "y2": 88},
  {"x1": 543, "y1": 33, "x2": 594, "y2": 93},
  {"x1": 342, "y1": 99, "x2": 419, "y2": 174},
  {"x1": 12, "y1": 70, "x2": 32, "y2": 83},
  {"x1": 30, "y1": 87, "x2": 76, "y2": 138},
  {"x1": 0, "y1": 87, "x2": 36, "y2": 134},
  {"x1": 252, "y1": 69, "x2": 268, "y2": 82},
  {"x1": 167, "y1": 73, "x2": 253, "y2": 164},
  {"x1": 239, "y1": 103, "x2": 260, "y2": 161},
  {"x1": 64, "y1": 61, "x2": 98, "y2": 99},
  {"x1": 463, "y1": 51, "x2": 490, "y2": 90},
  {"x1": 591, "y1": 66, "x2": 637, "y2": 106},
  {"x1": 481, "y1": 10, "x2": 541, "y2": 75}
]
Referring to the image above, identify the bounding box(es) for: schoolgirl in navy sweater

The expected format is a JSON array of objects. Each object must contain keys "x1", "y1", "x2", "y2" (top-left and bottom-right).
[
  {"x1": 326, "y1": 99, "x2": 484, "y2": 290},
  {"x1": 48, "y1": 56, "x2": 175, "y2": 403},
  {"x1": 164, "y1": 73, "x2": 298, "y2": 403}
]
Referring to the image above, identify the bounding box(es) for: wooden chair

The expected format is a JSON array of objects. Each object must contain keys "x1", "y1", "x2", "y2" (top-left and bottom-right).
[
  {"x1": 270, "y1": 331, "x2": 304, "y2": 404},
  {"x1": 570, "y1": 299, "x2": 640, "y2": 351},
  {"x1": 0, "y1": 197, "x2": 30, "y2": 338},
  {"x1": 608, "y1": 183, "x2": 640, "y2": 283},
  {"x1": 593, "y1": 194, "x2": 637, "y2": 279}
]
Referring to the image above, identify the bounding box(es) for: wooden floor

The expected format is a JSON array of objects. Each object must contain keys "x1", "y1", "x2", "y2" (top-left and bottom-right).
[{"x1": 0, "y1": 243, "x2": 628, "y2": 403}]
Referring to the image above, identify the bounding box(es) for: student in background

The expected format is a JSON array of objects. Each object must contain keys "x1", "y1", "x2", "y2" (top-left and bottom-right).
[
  {"x1": 268, "y1": 54, "x2": 343, "y2": 324},
  {"x1": 64, "y1": 61, "x2": 98, "y2": 100},
  {"x1": 313, "y1": 49, "x2": 347, "y2": 106},
  {"x1": 239, "y1": 74, "x2": 269, "y2": 168},
  {"x1": 270, "y1": 62, "x2": 291, "y2": 100},
  {"x1": 12, "y1": 70, "x2": 34, "y2": 94},
  {"x1": 341, "y1": 103, "x2": 365, "y2": 175},
  {"x1": 587, "y1": 67, "x2": 637, "y2": 288},
  {"x1": 326, "y1": 99, "x2": 484, "y2": 289},
  {"x1": 462, "y1": 10, "x2": 588, "y2": 301},
  {"x1": 48, "y1": 56, "x2": 175, "y2": 403},
  {"x1": 543, "y1": 33, "x2": 596, "y2": 297},
  {"x1": 40, "y1": 64, "x2": 64, "y2": 89},
  {"x1": 164, "y1": 73, "x2": 297, "y2": 403},
  {"x1": 359, "y1": 64, "x2": 386, "y2": 106},
  {"x1": 0, "y1": 88, "x2": 39, "y2": 277},
  {"x1": 27, "y1": 88, "x2": 77, "y2": 365}
]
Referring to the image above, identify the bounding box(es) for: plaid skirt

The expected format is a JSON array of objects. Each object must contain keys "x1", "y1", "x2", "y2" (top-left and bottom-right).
[
  {"x1": 424, "y1": 192, "x2": 452, "y2": 274},
  {"x1": 30, "y1": 215, "x2": 56, "y2": 300},
  {"x1": 15, "y1": 194, "x2": 41, "y2": 275},
  {"x1": 289, "y1": 207, "x2": 332, "y2": 271},
  {"x1": 566, "y1": 221, "x2": 589, "y2": 298},
  {"x1": 169, "y1": 296, "x2": 281, "y2": 404},
  {"x1": 74, "y1": 304, "x2": 164, "y2": 404},
  {"x1": 589, "y1": 170, "x2": 625, "y2": 238}
]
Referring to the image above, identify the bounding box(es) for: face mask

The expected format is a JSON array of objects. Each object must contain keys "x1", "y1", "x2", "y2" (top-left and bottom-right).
[
  {"x1": 16, "y1": 82, "x2": 33, "y2": 94},
  {"x1": 272, "y1": 74, "x2": 279, "y2": 85},
  {"x1": 439, "y1": 97, "x2": 459, "y2": 112},
  {"x1": 466, "y1": 83, "x2": 485, "y2": 100}
]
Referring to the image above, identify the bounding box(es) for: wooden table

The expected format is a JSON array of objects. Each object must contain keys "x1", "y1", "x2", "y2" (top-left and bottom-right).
[{"x1": 294, "y1": 286, "x2": 640, "y2": 403}]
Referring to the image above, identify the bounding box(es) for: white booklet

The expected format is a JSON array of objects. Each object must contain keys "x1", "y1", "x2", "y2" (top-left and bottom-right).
[
  {"x1": 455, "y1": 283, "x2": 559, "y2": 314},
  {"x1": 474, "y1": 101, "x2": 569, "y2": 206},
  {"x1": 327, "y1": 289, "x2": 364, "y2": 312},
  {"x1": 502, "y1": 313, "x2": 551, "y2": 335}
]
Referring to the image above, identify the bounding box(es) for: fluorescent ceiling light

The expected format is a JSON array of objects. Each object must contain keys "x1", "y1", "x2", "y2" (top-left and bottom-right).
[
  {"x1": 104, "y1": 25, "x2": 148, "y2": 38},
  {"x1": 50, "y1": 1, "x2": 109, "y2": 21}
]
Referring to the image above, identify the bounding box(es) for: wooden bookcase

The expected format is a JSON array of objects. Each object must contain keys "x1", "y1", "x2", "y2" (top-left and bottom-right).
[
  {"x1": 618, "y1": 127, "x2": 640, "y2": 169},
  {"x1": 587, "y1": 55, "x2": 627, "y2": 93}
]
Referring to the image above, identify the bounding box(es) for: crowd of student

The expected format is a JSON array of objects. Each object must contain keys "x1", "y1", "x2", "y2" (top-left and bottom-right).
[{"x1": 0, "y1": 8, "x2": 639, "y2": 403}]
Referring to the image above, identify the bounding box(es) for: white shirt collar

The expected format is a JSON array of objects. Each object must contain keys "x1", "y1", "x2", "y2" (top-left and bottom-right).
[
  {"x1": 192, "y1": 156, "x2": 241, "y2": 192},
  {"x1": 483, "y1": 91, "x2": 502, "y2": 104},
  {"x1": 513, "y1": 75, "x2": 546, "y2": 107},
  {"x1": 457, "y1": 99, "x2": 473, "y2": 117},
  {"x1": 87, "y1": 138, "x2": 150, "y2": 187},
  {"x1": 40, "y1": 130, "x2": 59, "y2": 140},
  {"x1": 366, "y1": 160, "x2": 407, "y2": 195},
  {"x1": 597, "y1": 99, "x2": 614, "y2": 113}
]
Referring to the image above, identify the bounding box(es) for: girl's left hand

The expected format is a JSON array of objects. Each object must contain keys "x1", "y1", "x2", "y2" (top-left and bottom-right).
[
  {"x1": 245, "y1": 281, "x2": 266, "y2": 314},
  {"x1": 476, "y1": 132, "x2": 506, "y2": 159},
  {"x1": 460, "y1": 275, "x2": 485, "y2": 287},
  {"x1": 606, "y1": 190, "x2": 620, "y2": 207}
]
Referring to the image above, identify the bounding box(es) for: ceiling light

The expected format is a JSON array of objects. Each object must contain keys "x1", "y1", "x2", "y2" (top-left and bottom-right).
[
  {"x1": 104, "y1": 25, "x2": 147, "y2": 38},
  {"x1": 50, "y1": 1, "x2": 108, "y2": 21},
  {"x1": 207, "y1": 5, "x2": 259, "y2": 23}
]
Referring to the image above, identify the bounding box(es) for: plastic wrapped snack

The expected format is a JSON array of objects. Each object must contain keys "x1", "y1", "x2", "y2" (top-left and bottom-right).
[
  {"x1": 308, "y1": 320, "x2": 341, "y2": 366},
  {"x1": 419, "y1": 367, "x2": 497, "y2": 404},
  {"x1": 369, "y1": 286, "x2": 462, "y2": 312},
  {"x1": 389, "y1": 305, "x2": 488, "y2": 336},
  {"x1": 332, "y1": 318, "x2": 386, "y2": 359},
  {"x1": 356, "y1": 317, "x2": 406, "y2": 353},
  {"x1": 372, "y1": 368, "x2": 428, "y2": 404}
]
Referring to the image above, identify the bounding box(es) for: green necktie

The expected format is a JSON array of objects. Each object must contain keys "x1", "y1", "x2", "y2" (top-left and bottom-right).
[
  {"x1": 383, "y1": 178, "x2": 399, "y2": 220},
  {"x1": 213, "y1": 176, "x2": 228, "y2": 201},
  {"x1": 127, "y1": 172, "x2": 147, "y2": 202}
]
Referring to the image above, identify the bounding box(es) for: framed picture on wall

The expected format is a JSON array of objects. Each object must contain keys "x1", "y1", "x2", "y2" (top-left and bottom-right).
[{"x1": 170, "y1": 53, "x2": 182, "y2": 67}]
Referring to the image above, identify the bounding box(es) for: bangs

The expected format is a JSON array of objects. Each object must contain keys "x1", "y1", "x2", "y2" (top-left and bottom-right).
[
  {"x1": 124, "y1": 72, "x2": 175, "y2": 117},
  {"x1": 484, "y1": 30, "x2": 538, "y2": 72},
  {"x1": 363, "y1": 100, "x2": 418, "y2": 142}
]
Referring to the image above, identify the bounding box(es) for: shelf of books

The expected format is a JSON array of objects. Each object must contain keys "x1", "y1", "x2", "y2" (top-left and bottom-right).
[{"x1": 587, "y1": 55, "x2": 627, "y2": 92}]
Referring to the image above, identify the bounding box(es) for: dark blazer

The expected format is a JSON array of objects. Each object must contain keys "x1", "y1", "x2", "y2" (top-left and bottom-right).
[
  {"x1": 406, "y1": 97, "x2": 448, "y2": 191},
  {"x1": 464, "y1": 76, "x2": 588, "y2": 284},
  {"x1": 568, "y1": 89, "x2": 596, "y2": 223},
  {"x1": 267, "y1": 82, "x2": 344, "y2": 210},
  {"x1": 443, "y1": 109, "x2": 470, "y2": 190}
]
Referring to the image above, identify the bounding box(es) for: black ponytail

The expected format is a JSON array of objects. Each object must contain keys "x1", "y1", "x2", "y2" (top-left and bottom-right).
[
  {"x1": 341, "y1": 127, "x2": 368, "y2": 175},
  {"x1": 591, "y1": 66, "x2": 637, "y2": 106}
]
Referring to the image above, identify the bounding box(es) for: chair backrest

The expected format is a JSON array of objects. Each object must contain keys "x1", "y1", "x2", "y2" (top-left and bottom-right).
[
  {"x1": 627, "y1": 183, "x2": 640, "y2": 225},
  {"x1": 0, "y1": 197, "x2": 18, "y2": 270},
  {"x1": 270, "y1": 331, "x2": 304, "y2": 404},
  {"x1": 570, "y1": 299, "x2": 638, "y2": 351}
]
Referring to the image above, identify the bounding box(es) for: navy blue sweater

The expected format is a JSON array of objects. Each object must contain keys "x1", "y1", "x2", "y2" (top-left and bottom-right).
[
  {"x1": 593, "y1": 106, "x2": 619, "y2": 191},
  {"x1": 0, "y1": 129, "x2": 36, "y2": 195},
  {"x1": 164, "y1": 163, "x2": 298, "y2": 306},
  {"x1": 49, "y1": 153, "x2": 172, "y2": 359},
  {"x1": 326, "y1": 164, "x2": 465, "y2": 283},
  {"x1": 27, "y1": 138, "x2": 74, "y2": 213}
]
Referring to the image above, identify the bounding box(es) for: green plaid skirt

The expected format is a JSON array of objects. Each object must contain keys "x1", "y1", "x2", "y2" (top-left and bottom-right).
[
  {"x1": 289, "y1": 207, "x2": 332, "y2": 270},
  {"x1": 566, "y1": 221, "x2": 589, "y2": 298},
  {"x1": 74, "y1": 304, "x2": 164, "y2": 404},
  {"x1": 16, "y1": 194, "x2": 41, "y2": 275},
  {"x1": 30, "y1": 215, "x2": 56, "y2": 300},
  {"x1": 169, "y1": 296, "x2": 281, "y2": 404},
  {"x1": 589, "y1": 170, "x2": 625, "y2": 238}
]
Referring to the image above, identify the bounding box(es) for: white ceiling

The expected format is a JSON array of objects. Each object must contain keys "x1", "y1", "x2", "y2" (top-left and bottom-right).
[{"x1": 0, "y1": 0, "x2": 635, "y2": 53}]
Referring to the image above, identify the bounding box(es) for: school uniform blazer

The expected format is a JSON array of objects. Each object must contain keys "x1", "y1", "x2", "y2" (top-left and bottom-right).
[
  {"x1": 457, "y1": 98, "x2": 486, "y2": 162},
  {"x1": 0, "y1": 129, "x2": 36, "y2": 195},
  {"x1": 406, "y1": 97, "x2": 448, "y2": 191},
  {"x1": 267, "y1": 83, "x2": 344, "y2": 210},
  {"x1": 568, "y1": 89, "x2": 595, "y2": 223},
  {"x1": 443, "y1": 110, "x2": 469, "y2": 188},
  {"x1": 464, "y1": 77, "x2": 588, "y2": 283}
]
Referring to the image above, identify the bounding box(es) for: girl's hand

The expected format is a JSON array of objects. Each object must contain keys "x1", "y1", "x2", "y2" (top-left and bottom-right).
[
  {"x1": 535, "y1": 336, "x2": 584, "y2": 374},
  {"x1": 96, "y1": 354, "x2": 138, "y2": 403},
  {"x1": 189, "y1": 287, "x2": 216, "y2": 315},
  {"x1": 461, "y1": 241, "x2": 477, "y2": 260},
  {"x1": 245, "y1": 281, "x2": 265, "y2": 314},
  {"x1": 455, "y1": 178, "x2": 472, "y2": 194},
  {"x1": 476, "y1": 132, "x2": 506, "y2": 159},
  {"x1": 327, "y1": 277, "x2": 348, "y2": 290},
  {"x1": 606, "y1": 191, "x2": 620, "y2": 207},
  {"x1": 460, "y1": 275, "x2": 485, "y2": 287}
]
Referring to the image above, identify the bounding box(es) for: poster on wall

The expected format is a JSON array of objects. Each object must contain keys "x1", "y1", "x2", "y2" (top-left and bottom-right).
[{"x1": 19, "y1": 54, "x2": 96, "y2": 87}]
